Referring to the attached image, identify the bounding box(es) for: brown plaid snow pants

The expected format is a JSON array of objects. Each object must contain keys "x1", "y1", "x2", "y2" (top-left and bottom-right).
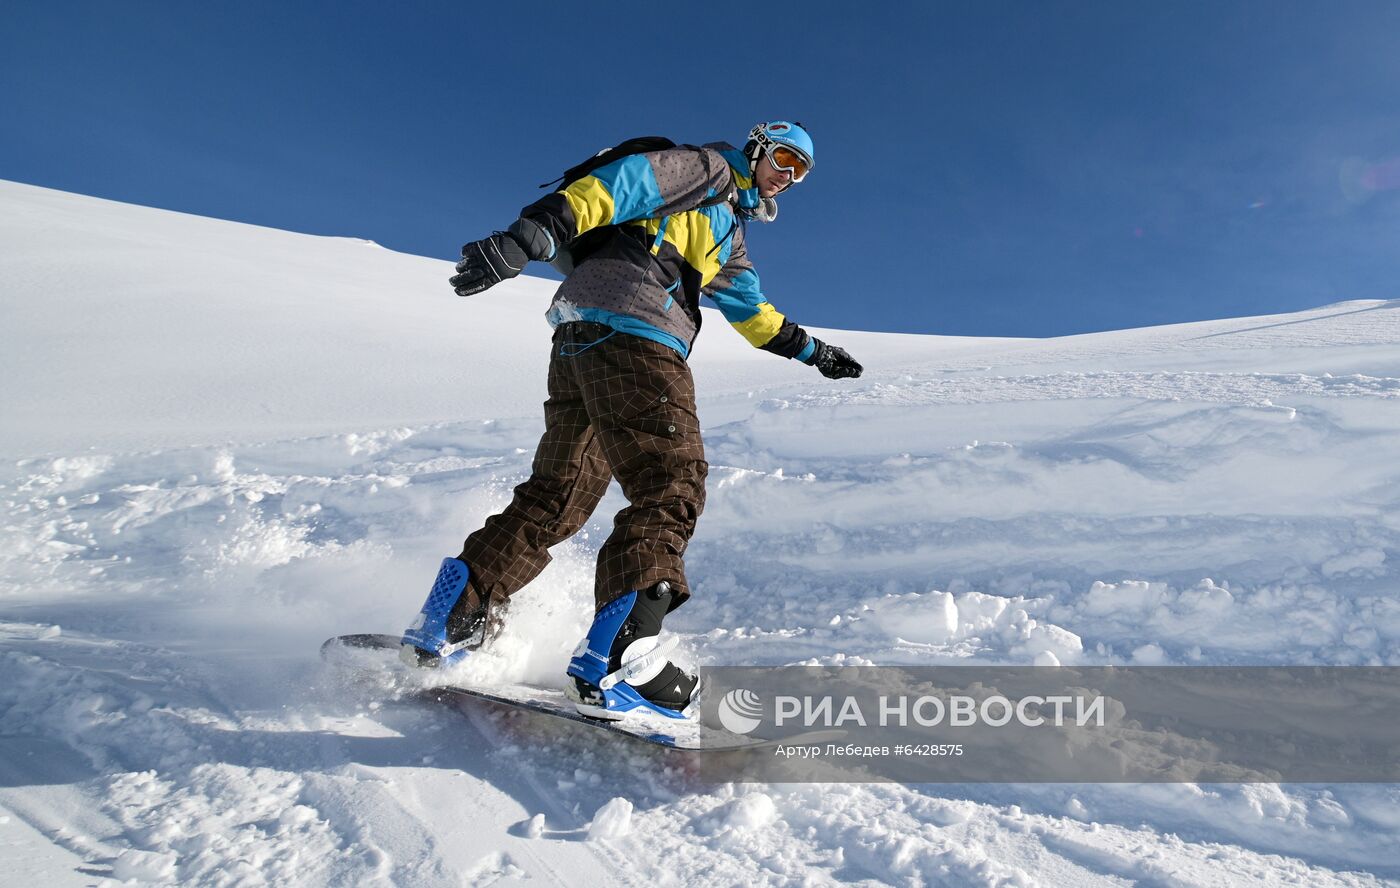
[{"x1": 459, "y1": 322, "x2": 707, "y2": 614}]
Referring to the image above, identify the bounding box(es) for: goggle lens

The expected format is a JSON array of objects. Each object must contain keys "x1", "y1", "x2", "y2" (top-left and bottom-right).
[{"x1": 768, "y1": 145, "x2": 811, "y2": 181}]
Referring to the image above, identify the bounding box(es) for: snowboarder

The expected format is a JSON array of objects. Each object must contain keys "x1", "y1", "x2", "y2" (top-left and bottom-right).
[{"x1": 401, "y1": 121, "x2": 863, "y2": 719}]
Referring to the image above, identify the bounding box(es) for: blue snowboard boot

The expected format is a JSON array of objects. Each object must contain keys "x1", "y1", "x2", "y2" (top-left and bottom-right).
[
  {"x1": 400, "y1": 557, "x2": 490, "y2": 668},
  {"x1": 566, "y1": 581, "x2": 699, "y2": 720}
]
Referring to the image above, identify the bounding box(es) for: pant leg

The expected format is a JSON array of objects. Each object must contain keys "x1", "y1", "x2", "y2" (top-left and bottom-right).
[
  {"x1": 573, "y1": 331, "x2": 708, "y2": 609},
  {"x1": 459, "y1": 328, "x2": 612, "y2": 607}
]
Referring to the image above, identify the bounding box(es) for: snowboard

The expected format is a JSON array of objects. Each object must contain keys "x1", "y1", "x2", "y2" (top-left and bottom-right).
[{"x1": 320, "y1": 633, "x2": 768, "y2": 751}]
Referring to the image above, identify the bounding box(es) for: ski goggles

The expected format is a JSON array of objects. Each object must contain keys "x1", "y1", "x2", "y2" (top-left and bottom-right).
[{"x1": 765, "y1": 144, "x2": 812, "y2": 182}]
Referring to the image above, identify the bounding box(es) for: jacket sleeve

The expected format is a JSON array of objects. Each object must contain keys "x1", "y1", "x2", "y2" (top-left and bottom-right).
[
  {"x1": 517, "y1": 147, "x2": 733, "y2": 252},
  {"x1": 703, "y1": 232, "x2": 816, "y2": 361}
]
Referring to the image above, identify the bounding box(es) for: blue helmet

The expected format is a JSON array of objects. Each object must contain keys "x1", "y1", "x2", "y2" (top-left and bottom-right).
[{"x1": 745, "y1": 120, "x2": 815, "y2": 184}]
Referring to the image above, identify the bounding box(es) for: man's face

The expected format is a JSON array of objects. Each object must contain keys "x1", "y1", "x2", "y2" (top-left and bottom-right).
[{"x1": 754, "y1": 152, "x2": 793, "y2": 199}]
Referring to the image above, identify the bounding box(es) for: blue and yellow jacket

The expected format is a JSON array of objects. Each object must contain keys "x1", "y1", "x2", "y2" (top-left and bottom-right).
[{"x1": 519, "y1": 142, "x2": 816, "y2": 362}]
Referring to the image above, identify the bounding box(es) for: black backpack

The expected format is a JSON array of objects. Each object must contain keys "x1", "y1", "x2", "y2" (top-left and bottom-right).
[{"x1": 540, "y1": 137, "x2": 732, "y2": 273}]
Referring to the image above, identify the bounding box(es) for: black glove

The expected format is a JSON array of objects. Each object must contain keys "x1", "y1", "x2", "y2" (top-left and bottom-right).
[
  {"x1": 805, "y1": 338, "x2": 863, "y2": 379},
  {"x1": 449, "y1": 218, "x2": 554, "y2": 297}
]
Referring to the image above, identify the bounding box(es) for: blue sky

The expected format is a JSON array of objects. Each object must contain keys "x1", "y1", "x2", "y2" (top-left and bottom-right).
[{"x1": 3, "y1": 2, "x2": 1398, "y2": 337}]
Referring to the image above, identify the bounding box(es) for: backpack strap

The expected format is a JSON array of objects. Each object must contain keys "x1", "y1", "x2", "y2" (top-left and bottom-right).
[{"x1": 650, "y1": 216, "x2": 670, "y2": 255}]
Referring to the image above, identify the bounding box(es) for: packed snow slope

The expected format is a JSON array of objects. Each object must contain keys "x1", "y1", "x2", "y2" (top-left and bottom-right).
[
  {"x1": 0, "y1": 180, "x2": 981, "y2": 459},
  {"x1": 3, "y1": 178, "x2": 1399, "y2": 886}
]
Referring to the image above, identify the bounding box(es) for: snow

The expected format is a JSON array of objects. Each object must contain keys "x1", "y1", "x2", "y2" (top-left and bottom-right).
[
  {"x1": 587, "y1": 797, "x2": 634, "y2": 842},
  {"x1": 2, "y1": 177, "x2": 1399, "y2": 885}
]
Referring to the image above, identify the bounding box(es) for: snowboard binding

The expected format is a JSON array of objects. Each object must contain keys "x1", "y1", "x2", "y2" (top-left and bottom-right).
[
  {"x1": 400, "y1": 557, "x2": 490, "y2": 668},
  {"x1": 566, "y1": 581, "x2": 700, "y2": 720}
]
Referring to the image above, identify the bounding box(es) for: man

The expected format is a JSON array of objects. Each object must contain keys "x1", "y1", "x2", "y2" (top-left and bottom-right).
[{"x1": 401, "y1": 121, "x2": 863, "y2": 720}]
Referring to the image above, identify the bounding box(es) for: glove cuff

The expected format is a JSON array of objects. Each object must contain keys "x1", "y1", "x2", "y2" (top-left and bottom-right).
[
  {"x1": 802, "y1": 338, "x2": 825, "y2": 366},
  {"x1": 508, "y1": 217, "x2": 556, "y2": 262}
]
